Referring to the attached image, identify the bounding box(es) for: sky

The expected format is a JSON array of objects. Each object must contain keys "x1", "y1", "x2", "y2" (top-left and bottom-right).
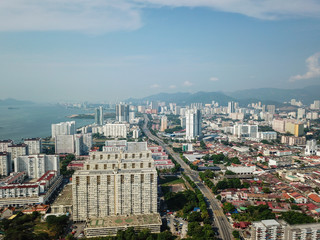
[{"x1": 0, "y1": 0, "x2": 320, "y2": 103}]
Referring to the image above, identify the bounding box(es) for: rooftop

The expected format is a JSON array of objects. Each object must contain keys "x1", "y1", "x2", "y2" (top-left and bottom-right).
[{"x1": 86, "y1": 213, "x2": 162, "y2": 228}]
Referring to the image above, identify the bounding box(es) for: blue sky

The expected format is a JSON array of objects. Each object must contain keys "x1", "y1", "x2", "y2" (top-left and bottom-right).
[{"x1": 0, "y1": 0, "x2": 320, "y2": 102}]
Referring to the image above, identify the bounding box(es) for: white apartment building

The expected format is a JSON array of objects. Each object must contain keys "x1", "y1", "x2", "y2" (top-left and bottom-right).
[
  {"x1": 252, "y1": 220, "x2": 320, "y2": 240},
  {"x1": 227, "y1": 165, "x2": 256, "y2": 175},
  {"x1": 185, "y1": 109, "x2": 202, "y2": 141},
  {"x1": 132, "y1": 128, "x2": 141, "y2": 139},
  {"x1": 8, "y1": 144, "x2": 28, "y2": 160},
  {"x1": 116, "y1": 104, "x2": 129, "y2": 122},
  {"x1": 103, "y1": 124, "x2": 127, "y2": 138},
  {"x1": 258, "y1": 132, "x2": 277, "y2": 140},
  {"x1": 51, "y1": 121, "x2": 76, "y2": 138},
  {"x1": 72, "y1": 149, "x2": 157, "y2": 222},
  {"x1": 95, "y1": 106, "x2": 104, "y2": 125},
  {"x1": 55, "y1": 135, "x2": 75, "y2": 154},
  {"x1": 24, "y1": 138, "x2": 42, "y2": 155},
  {"x1": 233, "y1": 124, "x2": 258, "y2": 138},
  {"x1": 0, "y1": 171, "x2": 62, "y2": 206},
  {"x1": 251, "y1": 219, "x2": 285, "y2": 240},
  {"x1": 305, "y1": 139, "x2": 317, "y2": 156},
  {"x1": 0, "y1": 140, "x2": 13, "y2": 152},
  {"x1": 14, "y1": 154, "x2": 60, "y2": 179},
  {"x1": 0, "y1": 152, "x2": 11, "y2": 176}
]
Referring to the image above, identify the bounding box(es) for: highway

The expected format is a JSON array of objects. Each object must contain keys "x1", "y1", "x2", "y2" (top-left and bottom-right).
[{"x1": 142, "y1": 115, "x2": 232, "y2": 240}]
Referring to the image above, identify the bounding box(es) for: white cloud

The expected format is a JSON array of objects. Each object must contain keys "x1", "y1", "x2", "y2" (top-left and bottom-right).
[
  {"x1": 0, "y1": 0, "x2": 320, "y2": 33},
  {"x1": 0, "y1": 0, "x2": 142, "y2": 33},
  {"x1": 209, "y1": 77, "x2": 219, "y2": 81},
  {"x1": 183, "y1": 81, "x2": 193, "y2": 86},
  {"x1": 169, "y1": 85, "x2": 176, "y2": 89},
  {"x1": 134, "y1": 0, "x2": 320, "y2": 20},
  {"x1": 289, "y1": 52, "x2": 320, "y2": 82},
  {"x1": 150, "y1": 83, "x2": 160, "y2": 88}
]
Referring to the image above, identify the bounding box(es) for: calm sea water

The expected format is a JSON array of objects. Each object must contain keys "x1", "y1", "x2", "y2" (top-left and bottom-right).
[{"x1": 0, "y1": 104, "x2": 94, "y2": 143}]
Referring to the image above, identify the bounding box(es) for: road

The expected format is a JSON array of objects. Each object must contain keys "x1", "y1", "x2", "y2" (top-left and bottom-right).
[{"x1": 142, "y1": 115, "x2": 232, "y2": 240}]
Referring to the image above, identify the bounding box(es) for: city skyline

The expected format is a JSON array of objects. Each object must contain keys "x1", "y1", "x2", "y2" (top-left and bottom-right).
[{"x1": 0, "y1": 0, "x2": 320, "y2": 102}]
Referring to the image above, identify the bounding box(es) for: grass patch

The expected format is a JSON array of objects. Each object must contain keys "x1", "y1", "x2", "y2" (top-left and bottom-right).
[{"x1": 159, "y1": 176, "x2": 184, "y2": 186}]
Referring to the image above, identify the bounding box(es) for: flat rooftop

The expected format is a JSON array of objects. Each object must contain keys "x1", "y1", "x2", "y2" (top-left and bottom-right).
[
  {"x1": 51, "y1": 183, "x2": 72, "y2": 206},
  {"x1": 86, "y1": 213, "x2": 162, "y2": 228}
]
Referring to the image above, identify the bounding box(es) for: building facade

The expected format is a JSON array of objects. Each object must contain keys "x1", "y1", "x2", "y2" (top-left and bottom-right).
[
  {"x1": 116, "y1": 104, "x2": 129, "y2": 122},
  {"x1": 0, "y1": 152, "x2": 11, "y2": 176},
  {"x1": 95, "y1": 106, "x2": 104, "y2": 125},
  {"x1": 185, "y1": 109, "x2": 202, "y2": 141},
  {"x1": 24, "y1": 138, "x2": 42, "y2": 155},
  {"x1": 72, "y1": 149, "x2": 157, "y2": 222},
  {"x1": 51, "y1": 121, "x2": 76, "y2": 138}
]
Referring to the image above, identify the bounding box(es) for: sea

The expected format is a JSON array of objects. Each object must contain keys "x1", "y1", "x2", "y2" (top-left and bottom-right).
[{"x1": 0, "y1": 104, "x2": 95, "y2": 143}]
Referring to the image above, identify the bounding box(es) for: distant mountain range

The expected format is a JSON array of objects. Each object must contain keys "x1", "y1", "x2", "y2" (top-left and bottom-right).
[
  {"x1": 127, "y1": 85, "x2": 320, "y2": 106},
  {"x1": 0, "y1": 98, "x2": 34, "y2": 106}
]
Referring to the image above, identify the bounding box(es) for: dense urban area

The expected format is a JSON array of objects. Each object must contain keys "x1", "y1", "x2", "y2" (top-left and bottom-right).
[{"x1": 0, "y1": 98, "x2": 320, "y2": 240}]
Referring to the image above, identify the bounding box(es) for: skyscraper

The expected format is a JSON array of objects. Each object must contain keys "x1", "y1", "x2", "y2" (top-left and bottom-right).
[
  {"x1": 95, "y1": 106, "x2": 104, "y2": 125},
  {"x1": 160, "y1": 116, "x2": 168, "y2": 132},
  {"x1": 185, "y1": 109, "x2": 202, "y2": 141},
  {"x1": 72, "y1": 145, "x2": 158, "y2": 222},
  {"x1": 116, "y1": 104, "x2": 129, "y2": 122},
  {"x1": 51, "y1": 121, "x2": 76, "y2": 138}
]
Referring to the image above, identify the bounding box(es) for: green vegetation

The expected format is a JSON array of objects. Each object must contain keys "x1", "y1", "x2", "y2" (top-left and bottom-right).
[
  {"x1": 281, "y1": 211, "x2": 316, "y2": 225},
  {"x1": 223, "y1": 202, "x2": 236, "y2": 213},
  {"x1": 187, "y1": 222, "x2": 217, "y2": 240},
  {"x1": 159, "y1": 176, "x2": 184, "y2": 186},
  {"x1": 165, "y1": 126, "x2": 183, "y2": 134},
  {"x1": 0, "y1": 212, "x2": 69, "y2": 240},
  {"x1": 199, "y1": 171, "x2": 215, "y2": 189},
  {"x1": 202, "y1": 153, "x2": 240, "y2": 166},
  {"x1": 60, "y1": 154, "x2": 75, "y2": 176},
  {"x1": 232, "y1": 230, "x2": 240, "y2": 239},
  {"x1": 232, "y1": 205, "x2": 275, "y2": 222},
  {"x1": 291, "y1": 205, "x2": 301, "y2": 211},
  {"x1": 214, "y1": 178, "x2": 243, "y2": 192},
  {"x1": 92, "y1": 133, "x2": 106, "y2": 139},
  {"x1": 225, "y1": 170, "x2": 236, "y2": 175},
  {"x1": 262, "y1": 187, "x2": 271, "y2": 194},
  {"x1": 46, "y1": 215, "x2": 69, "y2": 238},
  {"x1": 200, "y1": 140, "x2": 206, "y2": 149}
]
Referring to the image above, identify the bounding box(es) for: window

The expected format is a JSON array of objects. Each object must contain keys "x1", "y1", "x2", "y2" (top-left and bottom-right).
[
  {"x1": 92, "y1": 155, "x2": 96, "y2": 160},
  {"x1": 86, "y1": 165, "x2": 90, "y2": 170},
  {"x1": 148, "y1": 162, "x2": 151, "y2": 168},
  {"x1": 125, "y1": 154, "x2": 128, "y2": 159},
  {"x1": 132, "y1": 163, "x2": 135, "y2": 169},
  {"x1": 107, "y1": 175, "x2": 110, "y2": 185},
  {"x1": 131, "y1": 175, "x2": 134, "y2": 183},
  {"x1": 104, "y1": 164, "x2": 107, "y2": 169},
  {"x1": 87, "y1": 176, "x2": 90, "y2": 185},
  {"x1": 115, "y1": 154, "x2": 118, "y2": 159},
  {"x1": 141, "y1": 174, "x2": 144, "y2": 183},
  {"x1": 95, "y1": 164, "x2": 98, "y2": 170},
  {"x1": 139, "y1": 153, "x2": 142, "y2": 158},
  {"x1": 108, "y1": 154, "x2": 110, "y2": 160},
  {"x1": 140, "y1": 163, "x2": 143, "y2": 168},
  {"x1": 147, "y1": 153, "x2": 150, "y2": 158},
  {"x1": 121, "y1": 175, "x2": 124, "y2": 184},
  {"x1": 151, "y1": 174, "x2": 154, "y2": 183},
  {"x1": 97, "y1": 176, "x2": 100, "y2": 185},
  {"x1": 76, "y1": 176, "x2": 79, "y2": 185},
  {"x1": 124, "y1": 163, "x2": 127, "y2": 169},
  {"x1": 132, "y1": 154, "x2": 135, "y2": 158},
  {"x1": 100, "y1": 155, "x2": 103, "y2": 160},
  {"x1": 112, "y1": 164, "x2": 115, "y2": 169}
]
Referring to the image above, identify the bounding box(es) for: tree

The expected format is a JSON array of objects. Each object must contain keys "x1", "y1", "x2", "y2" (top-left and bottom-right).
[
  {"x1": 216, "y1": 195, "x2": 222, "y2": 201},
  {"x1": 262, "y1": 187, "x2": 271, "y2": 194},
  {"x1": 232, "y1": 230, "x2": 240, "y2": 239},
  {"x1": 223, "y1": 202, "x2": 235, "y2": 213},
  {"x1": 188, "y1": 212, "x2": 202, "y2": 222}
]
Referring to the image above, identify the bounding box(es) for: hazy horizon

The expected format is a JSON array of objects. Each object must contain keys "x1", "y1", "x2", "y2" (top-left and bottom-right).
[{"x1": 1, "y1": 0, "x2": 320, "y2": 102}]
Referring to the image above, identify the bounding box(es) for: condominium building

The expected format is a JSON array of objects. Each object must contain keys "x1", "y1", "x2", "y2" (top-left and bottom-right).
[
  {"x1": 267, "y1": 105, "x2": 276, "y2": 114},
  {"x1": 251, "y1": 219, "x2": 285, "y2": 240},
  {"x1": 72, "y1": 149, "x2": 157, "y2": 222},
  {"x1": 8, "y1": 144, "x2": 28, "y2": 160},
  {"x1": 55, "y1": 135, "x2": 75, "y2": 154},
  {"x1": 0, "y1": 152, "x2": 11, "y2": 176},
  {"x1": 51, "y1": 121, "x2": 76, "y2": 138},
  {"x1": 272, "y1": 119, "x2": 286, "y2": 133},
  {"x1": 95, "y1": 106, "x2": 104, "y2": 125},
  {"x1": 233, "y1": 124, "x2": 258, "y2": 138},
  {"x1": 185, "y1": 109, "x2": 202, "y2": 141},
  {"x1": 160, "y1": 116, "x2": 168, "y2": 132},
  {"x1": 285, "y1": 122, "x2": 304, "y2": 137},
  {"x1": 0, "y1": 140, "x2": 13, "y2": 152},
  {"x1": 116, "y1": 104, "x2": 129, "y2": 122},
  {"x1": 281, "y1": 136, "x2": 306, "y2": 146},
  {"x1": 257, "y1": 132, "x2": 277, "y2": 140},
  {"x1": 24, "y1": 138, "x2": 42, "y2": 155},
  {"x1": 305, "y1": 139, "x2": 317, "y2": 156},
  {"x1": 251, "y1": 220, "x2": 320, "y2": 240},
  {"x1": 132, "y1": 128, "x2": 141, "y2": 139},
  {"x1": 14, "y1": 154, "x2": 60, "y2": 179},
  {"x1": 103, "y1": 124, "x2": 127, "y2": 138}
]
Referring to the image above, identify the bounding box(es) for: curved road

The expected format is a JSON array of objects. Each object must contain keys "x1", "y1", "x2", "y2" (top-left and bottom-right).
[{"x1": 142, "y1": 115, "x2": 232, "y2": 240}]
